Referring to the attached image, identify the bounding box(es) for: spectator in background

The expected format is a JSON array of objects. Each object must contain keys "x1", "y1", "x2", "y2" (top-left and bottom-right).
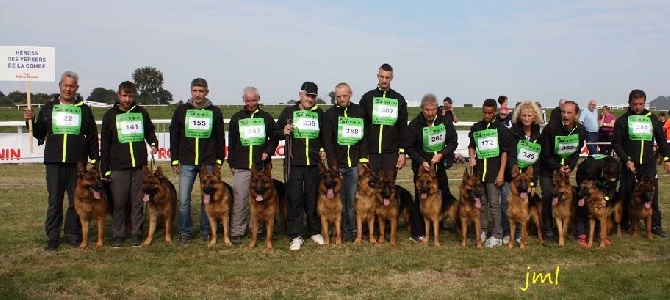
[
  {"x1": 497, "y1": 96, "x2": 512, "y2": 128},
  {"x1": 664, "y1": 110, "x2": 670, "y2": 142},
  {"x1": 597, "y1": 105, "x2": 616, "y2": 155},
  {"x1": 579, "y1": 100, "x2": 599, "y2": 155},
  {"x1": 549, "y1": 99, "x2": 566, "y2": 127},
  {"x1": 442, "y1": 96, "x2": 458, "y2": 168}
]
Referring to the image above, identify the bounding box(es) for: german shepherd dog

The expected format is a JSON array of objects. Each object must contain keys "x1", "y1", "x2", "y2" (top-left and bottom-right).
[
  {"x1": 576, "y1": 155, "x2": 622, "y2": 238},
  {"x1": 375, "y1": 169, "x2": 399, "y2": 247},
  {"x1": 397, "y1": 184, "x2": 414, "y2": 235},
  {"x1": 317, "y1": 160, "x2": 344, "y2": 246},
  {"x1": 201, "y1": 164, "x2": 234, "y2": 247},
  {"x1": 247, "y1": 164, "x2": 280, "y2": 250},
  {"x1": 416, "y1": 166, "x2": 458, "y2": 248},
  {"x1": 458, "y1": 168, "x2": 485, "y2": 249},
  {"x1": 630, "y1": 175, "x2": 656, "y2": 240},
  {"x1": 551, "y1": 170, "x2": 574, "y2": 247},
  {"x1": 508, "y1": 165, "x2": 543, "y2": 250},
  {"x1": 74, "y1": 162, "x2": 107, "y2": 250},
  {"x1": 576, "y1": 180, "x2": 609, "y2": 248},
  {"x1": 354, "y1": 163, "x2": 377, "y2": 244},
  {"x1": 140, "y1": 166, "x2": 177, "y2": 247}
]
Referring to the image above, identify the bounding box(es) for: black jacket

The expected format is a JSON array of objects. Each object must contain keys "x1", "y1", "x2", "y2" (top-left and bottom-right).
[
  {"x1": 507, "y1": 123, "x2": 542, "y2": 182},
  {"x1": 539, "y1": 121, "x2": 586, "y2": 176},
  {"x1": 406, "y1": 113, "x2": 458, "y2": 168},
  {"x1": 612, "y1": 108, "x2": 670, "y2": 166},
  {"x1": 227, "y1": 107, "x2": 278, "y2": 170},
  {"x1": 169, "y1": 99, "x2": 225, "y2": 166},
  {"x1": 359, "y1": 86, "x2": 408, "y2": 154},
  {"x1": 273, "y1": 103, "x2": 333, "y2": 166},
  {"x1": 468, "y1": 119, "x2": 511, "y2": 183},
  {"x1": 323, "y1": 103, "x2": 369, "y2": 168},
  {"x1": 100, "y1": 103, "x2": 158, "y2": 174},
  {"x1": 31, "y1": 96, "x2": 98, "y2": 164}
]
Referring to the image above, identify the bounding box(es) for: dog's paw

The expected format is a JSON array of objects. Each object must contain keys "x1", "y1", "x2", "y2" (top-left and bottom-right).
[
  {"x1": 95, "y1": 243, "x2": 103, "y2": 250},
  {"x1": 78, "y1": 244, "x2": 87, "y2": 251},
  {"x1": 140, "y1": 243, "x2": 150, "y2": 248},
  {"x1": 207, "y1": 242, "x2": 216, "y2": 248}
]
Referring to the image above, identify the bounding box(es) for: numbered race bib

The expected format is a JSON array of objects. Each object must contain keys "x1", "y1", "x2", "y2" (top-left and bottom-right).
[
  {"x1": 627, "y1": 115, "x2": 653, "y2": 141},
  {"x1": 337, "y1": 117, "x2": 364, "y2": 145},
  {"x1": 292, "y1": 110, "x2": 319, "y2": 139},
  {"x1": 239, "y1": 118, "x2": 266, "y2": 146},
  {"x1": 516, "y1": 140, "x2": 540, "y2": 168},
  {"x1": 185, "y1": 109, "x2": 213, "y2": 138},
  {"x1": 554, "y1": 134, "x2": 579, "y2": 158},
  {"x1": 371, "y1": 97, "x2": 399, "y2": 125},
  {"x1": 473, "y1": 129, "x2": 500, "y2": 159},
  {"x1": 422, "y1": 123, "x2": 446, "y2": 152},
  {"x1": 590, "y1": 154, "x2": 607, "y2": 160},
  {"x1": 51, "y1": 104, "x2": 82, "y2": 135},
  {"x1": 116, "y1": 113, "x2": 144, "y2": 143}
]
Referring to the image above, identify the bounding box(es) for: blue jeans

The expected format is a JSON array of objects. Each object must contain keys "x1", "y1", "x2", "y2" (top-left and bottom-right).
[
  {"x1": 178, "y1": 164, "x2": 213, "y2": 237},
  {"x1": 586, "y1": 131, "x2": 598, "y2": 155},
  {"x1": 500, "y1": 182, "x2": 510, "y2": 237},
  {"x1": 340, "y1": 166, "x2": 358, "y2": 238}
]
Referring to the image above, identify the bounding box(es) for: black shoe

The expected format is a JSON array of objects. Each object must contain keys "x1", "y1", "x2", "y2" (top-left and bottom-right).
[
  {"x1": 543, "y1": 235, "x2": 556, "y2": 244},
  {"x1": 131, "y1": 235, "x2": 143, "y2": 247},
  {"x1": 201, "y1": 233, "x2": 211, "y2": 242},
  {"x1": 256, "y1": 229, "x2": 266, "y2": 241},
  {"x1": 385, "y1": 231, "x2": 391, "y2": 242},
  {"x1": 179, "y1": 235, "x2": 191, "y2": 246},
  {"x1": 231, "y1": 235, "x2": 243, "y2": 245},
  {"x1": 652, "y1": 227, "x2": 667, "y2": 238},
  {"x1": 111, "y1": 237, "x2": 124, "y2": 248},
  {"x1": 66, "y1": 236, "x2": 82, "y2": 248},
  {"x1": 44, "y1": 239, "x2": 59, "y2": 251}
]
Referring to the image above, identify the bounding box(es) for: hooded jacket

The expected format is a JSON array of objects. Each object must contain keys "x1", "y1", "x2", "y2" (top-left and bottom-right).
[
  {"x1": 273, "y1": 103, "x2": 333, "y2": 166},
  {"x1": 100, "y1": 102, "x2": 158, "y2": 174},
  {"x1": 539, "y1": 120, "x2": 586, "y2": 176},
  {"x1": 227, "y1": 107, "x2": 278, "y2": 170},
  {"x1": 323, "y1": 102, "x2": 369, "y2": 168},
  {"x1": 359, "y1": 86, "x2": 408, "y2": 155},
  {"x1": 612, "y1": 108, "x2": 670, "y2": 166},
  {"x1": 31, "y1": 95, "x2": 98, "y2": 164},
  {"x1": 406, "y1": 112, "x2": 458, "y2": 168},
  {"x1": 468, "y1": 118, "x2": 511, "y2": 183},
  {"x1": 169, "y1": 98, "x2": 225, "y2": 166}
]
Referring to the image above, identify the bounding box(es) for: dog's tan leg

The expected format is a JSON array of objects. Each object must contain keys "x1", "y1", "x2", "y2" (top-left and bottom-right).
[
  {"x1": 246, "y1": 214, "x2": 259, "y2": 249},
  {"x1": 335, "y1": 214, "x2": 342, "y2": 246},
  {"x1": 475, "y1": 218, "x2": 482, "y2": 250},
  {"x1": 390, "y1": 217, "x2": 397, "y2": 247},
  {"x1": 615, "y1": 203, "x2": 622, "y2": 236},
  {"x1": 460, "y1": 218, "x2": 468, "y2": 248},
  {"x1": 587, "y1": 218, "x2": 595, "y2": 249},
  {"x1": 367, "y1": 217, "x2": 377, "y2": 244},
  {"x1": 377, "y1": 218, "x2": 385, "y2": 245},
  {"x1": 631, "y1": 217, "x2": 639, "y2": 238},
  {"x1": 508, "y1": 218, "x2": 516, "y2": 250},
  {"x1": 79, "y1": 217, "x2": 88, "y2": 251},
  {"x1": 532, "y1": 210, "x2": 543, "y2": 244},
  {"x1": 207, "y1": 216, "x2": 217, "y2": 247},
  {"x1": 141, "y1": 212, "x2": 157, "y2": 248},
  {"x1": 165, "y1": 212, "x2": 173, "y2": 244},
  {"x1": 520, "y1": 219, "x2": 528, "y2": 251},
  {"x1": 599, "y1": 216, "x2": 607, "y2": 249},
  {"x1": 266, "y1": 218, "x2": 274, "y2": 250},
  {"x1": 223, "y1": 212, "x2": 232, "y2": 246},
  {"x1": 556, "y1": 218, "x2": 565, "y2": 247},
  {"x1": 422, "y1": 217, "x2": 430, "y2": 246},
  {"x1": 645, "y1": 215, "x2": 653, "y2": 240},
  {"x1": 432, "y1": 217, "x2": 440, "y2": 248},
  {"x1": 321, "y1": 215, "x2": 330, "y2": 246},
  {"x1": 95, "y1": 216, "x2": 104, "y2": 250},
  {"x1": 354, "y1": 213, "x2": 363, "y2": 244}
]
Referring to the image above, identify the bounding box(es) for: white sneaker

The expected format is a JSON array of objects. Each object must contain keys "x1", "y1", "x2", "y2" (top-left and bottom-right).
[
  {"x1": 515, "y1": 236, "x2": 521, "y2": 244},
  {"x1": 409, "y1": 236, "x2": 425, "y2": 243},
  {"x1": 502, "y1": 236, "x2": 510, "y2": 245},
  {"x1": 310, "y1": 234, "x2": 325, "y2": 245},
  {"x1": 289, "y1": 237, "x2": 304, "y2": 251},
  {"x1": 480, "y1": 230, "x2": 487, "y2": 243},
  {"x1": 485, "y1": 236, "x2": 502, "y2": 248}
]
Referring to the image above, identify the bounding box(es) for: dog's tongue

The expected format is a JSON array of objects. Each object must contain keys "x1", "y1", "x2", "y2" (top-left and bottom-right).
[
  {"x1": 327, "y1": 189, "x2": 334, "y2": 199},
  {"x1": 552, "y1": 197, "x2": 558, "y2": 206},
  {"x1": 255, "y1": 195, "x2": 263, "y2": 202},
  {"x1": 578, "y1": 198, "x2": 585, "y2": 207},
  {"x1": 520, "y1": 192, "x2": 528, "y2": 199},
  {"x1": 474, "y1": 197, "x2": 481, "y2": 208},
  {"x1": 645, "y1": 202, "x2": 651, "y2": 209},
  {"x1": 92, "y1": 190, "x2": 100, "y2": 200},
  {"x1": 203, "y1": 194, "x2": 211, "y2": 204},
  {"x1": 420, "y1": 193, "x2": 428, "y2": 200},
  {"x1": 384, "y1": 198, "x2": 390, "y2": 206},
  {"x1": 143, "y1": 194, "x2": 150, "y2": 202}
]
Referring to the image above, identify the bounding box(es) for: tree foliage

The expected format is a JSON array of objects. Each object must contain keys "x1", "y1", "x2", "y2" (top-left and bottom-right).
[
  {"x1": 131, "y1": 66, "x2": 173, "y2": 104},
  {"x1": 328, "y1": 90, "x2": 336, "y2": 104},
  {"x1": 87, "y1": 87, "x2": 117, "y2": 104},
  {"x1": 315, "y1": 98, "x2": 326, "y2": 104}
]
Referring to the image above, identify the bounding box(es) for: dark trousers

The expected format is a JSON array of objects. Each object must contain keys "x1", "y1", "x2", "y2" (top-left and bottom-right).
[
  {"x1": 110, "y1": 167, "x2": 144, "y2": 238},
  {"x1": 598, "y1": 133, "x2": 613, "y2": 155},
  {"x1": 619, "y1": 163, "x2": 661, "y2": 229},
  {"x1": 409, "y1": 164, "x2": 454, "y2": 237},
  {"x1": 586, "y1": 131, "x2": 599, "y2": 155},
  {"x1": 285, "y1": 166, "x2": 320, "y2": 239},
  {"x1": 540, "y1": 175, "x2": 555, "y2": 237},
  {"x1": 45, "y1": 164, "x2": 81, "y2": 240}
]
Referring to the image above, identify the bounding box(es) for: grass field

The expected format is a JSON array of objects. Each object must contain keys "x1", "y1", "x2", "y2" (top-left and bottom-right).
[{"x1": 0, "y1": 161, "x2": 669, "y2": 299}]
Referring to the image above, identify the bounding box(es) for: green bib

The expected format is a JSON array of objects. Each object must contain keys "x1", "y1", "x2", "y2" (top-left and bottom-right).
[
  {"x1": 627, "y1": 115, "x2": 653, "y2": 141},
  {"x1": 239, "y1": 118, "x2": 266, "y2": 146},
  {"x1": 516, "y1": 140, "x2": 540, "y2": 168},
  {"x1": 473, "y1": 129, "x2": 500, "y2": 159},
  {"x1": 371, "y1": 97, "x2": 399, "y2": 125},
  {"x1": 554, "y1": 134, "x2": 580, "y2": 158},
  {"x1": 591, "y1": 154, "x2": 607, "y2": 160},
  {"x1": 292, "y1": 110, "x2": 319, "y2": 139},
  {"x1": 337, "y1": 117, "x2": 364, "y2": 145},
  {"x1": 115, "y1": 113, "x2": 144, "y2": 143},
  {"x1": 51, "y1": 104, "x2": 82, "y2": 135},
  {"x1": 185, "y1": 109, "x2": 213, "y2": 138},
  {"x1": 422, "y1": 123, "x2": 446, "y2": 152}
]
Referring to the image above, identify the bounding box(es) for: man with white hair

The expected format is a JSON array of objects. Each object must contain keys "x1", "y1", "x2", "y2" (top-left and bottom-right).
[{"x1": 579, "y1": 100, "x2": 599, "y2": 155}]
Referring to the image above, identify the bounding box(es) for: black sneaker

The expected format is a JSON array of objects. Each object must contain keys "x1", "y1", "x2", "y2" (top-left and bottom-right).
[
  {"x1": 652, "y1": 227, "x2": 667, "y2": 238},
  {"x1": 257, "y1": 229, "x2": 266, "y2": 241},
  {"x1": 131, "y1": 235, "x2": 143, "y2": 247},
  {"x1": 231, "y1": 235, "x2": 243, "y2": 245},
  {"x1": 66, "y1": 235, "x2": 82, "y2": 248},
  {"x1": 111, "y1": 237, "x2": 124, "y2": 248},
  {"x1": 179, "y1": 235, "x2": 191, "y2": 246},
  {"x1": 201, "y1": 233, "x2": 211, "y2": 242},
  {"x1": 44, "y1": 239, "x2": 59, "y2": 251}
]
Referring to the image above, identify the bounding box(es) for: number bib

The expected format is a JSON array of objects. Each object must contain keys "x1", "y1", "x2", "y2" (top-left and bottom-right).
[
  {"x1": 590, "y1": 154, "x2": 607, "y2": 160},
  {"x1": 423, "y1": 123, "x2": 446, "y2": 152},
  {"x1": 554, "y1": 134, "x2": 579, "y2": 158},
  {"x1": 292, "y1": 110, "x2": 319, "y2": 139},
  {"x1": 473, "y1": 129, "x2": 500, "y2": 159},
  {"x1": 185, "y1": 110, "x2": 213, "y2": 138},
  {"x1": 516, "y1": 140, "x2": 540, "y2": 168},
  {"x1": 116, "y1": 113, "x2": 144, "y2": 143},
  {"x1": 628, "y1": 115, "x2": 653, "y2": 141},
  {"x1": 51, "y1": 105, "x2": 82, "y2": 134},
  {"x1": 371, "y1": 97, "x2": 399, "y2": 125},
  {"x1": 239, "y1": 118, "x2": 266, "y2": 146},
  {"x1": 337, "y1": 117, "x2": 364, "y2": 145}
]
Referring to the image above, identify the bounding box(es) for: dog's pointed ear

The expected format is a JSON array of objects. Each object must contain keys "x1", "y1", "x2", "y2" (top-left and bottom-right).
[
  {"x1": 462, "y1": 167, "x2": 470, "y2": 181},
  {"x1": 144, "y1": 165, "x2": 151, "y2": 175},
  {"x1": 200, "y1": 164, "x2": 208, "y2": 176},
  {"x1": 155, "y1": 166, "x2": 164, "y2": 179},
  {"x1": 264, "y1": 163, "x2": 272, "y2": 176},
  {"x1": 512, "y1": 165, "x2": 520, "y2": 177},
  {"x1": 378, "y1": 169, "x2": 385, "y2": 179},
  {"x1": 213, "y1": 164, "x2": 221, "y2": 179},
  {"x1": 330, "y1": 160, "x2": 338, "y2": 171},
  {"x1": 319, "y1": 160, "x2": 327, "y2": 173},
  {"x1": 525, "y1": 165, "x2": 533, "y2": 178},
  {"x1": 77, "y1": 161, "x2": 86, "y2": 176}
]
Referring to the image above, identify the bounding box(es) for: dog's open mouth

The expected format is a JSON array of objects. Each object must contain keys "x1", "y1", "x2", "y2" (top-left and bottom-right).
[
  {"x1": 90, "y1": 188, "x2": 101, "y2": 200},
  {"x1": 383, "y1": 198, "x2": 390, "y2": 206},
  {"x1": 327, "y1": 188, "x2": 335, "y2": 199},
  {"x1": 520, "y1": 192, "x2": 528, "y2": 199},
  {"x1": 645, "y1": 201, "x2": 651, "y2": 209},
  {"x1": 202, "y1": 187, "x2": 216, "y2": 204},
  {"x1": 255, "y1": 194, "x2": 264, "y2": 202}
]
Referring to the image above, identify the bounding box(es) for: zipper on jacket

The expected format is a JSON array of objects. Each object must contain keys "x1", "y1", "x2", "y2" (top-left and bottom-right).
[
  {"x1": 378, "y1": 91, "x2": 387, "y2": 153},
  {"x1": 247, "y1": 110, "x2": 258, "y2": 169}
]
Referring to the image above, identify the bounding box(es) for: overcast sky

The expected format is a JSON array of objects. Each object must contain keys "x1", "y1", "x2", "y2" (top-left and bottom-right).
[{"x1": 1, "y1": 0, "x2": 669, "y2": 108}]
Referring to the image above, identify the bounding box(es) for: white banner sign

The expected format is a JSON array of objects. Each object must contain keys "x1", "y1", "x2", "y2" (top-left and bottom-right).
[{"x1": 0, "y1": 46, "x2": 56, "y2": 82}]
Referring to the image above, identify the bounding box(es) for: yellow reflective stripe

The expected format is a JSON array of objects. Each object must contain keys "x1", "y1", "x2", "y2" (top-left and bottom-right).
[
  {"x1": 306, "y1": 138, "x2": 310, "y2": 165},
  {"x1": 347, "y1": 145, "x2": 351, "y2": 167},
  {"x1": 640, "y1": 142, "x2": 644, "y2": 165},
  {"x1": 172, "y1": 160, "x2": 180, "y2": 166},
  {"x1": 248, "y1": 111, "x2": 256, "y2": 169},
  {"x1": 62, "y1": 134, "x2": 67, "y2": 162},
  {"x1": 129, "y1": 143, "x2": 136, "y2": 167},
  {"x1": 195, "y1": 137, "x2": 199, "y2": 166},
  {"x1": 378, "y1": 91, "x2": 386, "y2": 153},
  {"x1": 482, "y1": 158, "x2": 488, "y2": 182}
]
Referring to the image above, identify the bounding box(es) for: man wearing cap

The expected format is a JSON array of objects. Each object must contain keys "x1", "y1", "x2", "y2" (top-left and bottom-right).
[{"x1": 274, "y1": 81, "x2": 334, "y2": 250}]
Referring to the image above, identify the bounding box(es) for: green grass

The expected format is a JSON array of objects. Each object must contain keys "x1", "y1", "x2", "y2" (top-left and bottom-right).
[{"x1": 0, "y1": 162, "x2": 669, "y2": 299}]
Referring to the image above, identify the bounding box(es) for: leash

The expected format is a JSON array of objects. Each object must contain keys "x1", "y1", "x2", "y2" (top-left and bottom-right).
[
  {"x1": 283, "y1": 119, "x2": 293, "y2": 183},
  {"x1": 150, "y1": 154, "x2": 156, "y2": 172}
]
